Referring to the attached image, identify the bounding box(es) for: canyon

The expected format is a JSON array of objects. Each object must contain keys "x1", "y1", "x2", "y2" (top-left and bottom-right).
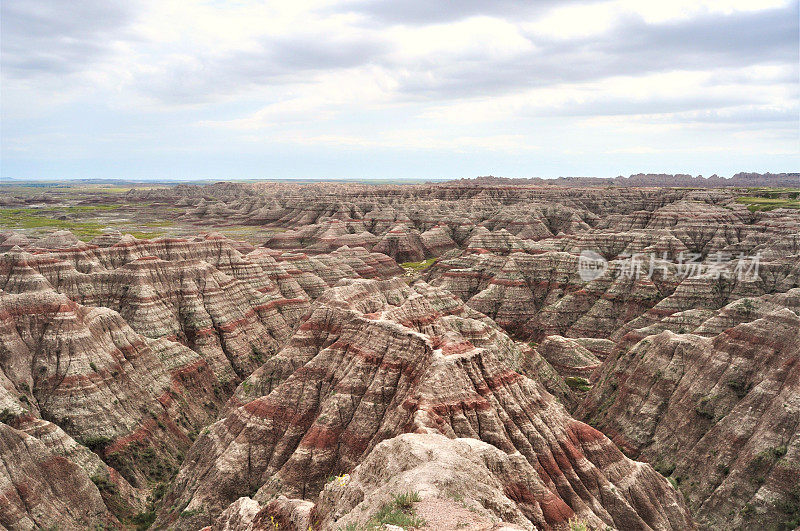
[{"x1": 1, "y1": 177, "x2": 798, "y2": 530}]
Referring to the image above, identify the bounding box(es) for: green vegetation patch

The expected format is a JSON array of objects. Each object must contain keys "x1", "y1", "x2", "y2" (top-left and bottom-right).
[
  {"x1": 0, "y1": 208, "x2": 111, "y2": 240},
  {"x1": 130, "y1": 510, "x2": 157, "y2": 530},
  {"x1": 79, "y1": 435, "x2": 112, "y2": 454},
  {"x1": 401, "y1": 258, "x2": 437, "y2": 272},
  {"x1": 356, "y1": 491, "x2": 425, "y2": 530},
  {"x1": 653, "y1": 460, "x2": 676, "y2": 477},
  {"x1": 0, "y1": 206, "x2": 174, "y2": 241},
  {"x1": 63, "y1": 204, "x2": 122, "y2": 212},
  {"x1": 565, "y1": 376, "x2": 592, "y2": 392},
  {"x1": 569, "y1": 519, "x2": 591, "y2": 531},
  {"x1": 127, "y1": 230, "x2": 167, "y2": 240},
  {"x1": 694, "y1": 395, "x2": 717, "y2": 420},
  {"x1": 735, "y1": 196, "x2": 800, "y2": 212}
]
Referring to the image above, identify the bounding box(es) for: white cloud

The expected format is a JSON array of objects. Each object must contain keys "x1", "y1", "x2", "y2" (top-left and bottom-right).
[
  {"x1": 617, "y1": 0, "x2": 793, "y2": 23},
  {"x1": 524, "y1": 2, "x2": 623, "y2": 39},
  {"x1": 1, "y1": 0, "x2": 796, "y2": 179},
  {"x1": 387, "y1": 16, "x2": 535, "y2": 60},
  {"x1": 241, "y1": 130, "x2": 535, "y2": 152}
]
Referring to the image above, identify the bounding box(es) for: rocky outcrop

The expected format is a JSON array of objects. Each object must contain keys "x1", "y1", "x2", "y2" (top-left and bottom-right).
[
  {"x1": 0, "y1": 235, "x2": 402, "y2": 386},
  {"x1": 0, "y1": 231, "x2": 403, "y2": 526},
  {"x1": 534, "y1": 336, "x2": 600, "y2": 382},
  {"x1": 420, "y1": 225, "x2": 458, "y2": 256},
  {"x1": 2, "y1": 179, "x2": 798, "y2": 530},
  {"x1": 313, "y1": 433, "x2": 553, "y2": 530},
  {"x1": 373, "y1": 223, "x2": 430, "y2": 262},
  {"x1": 578, "y1": 309, "x2": 800, "y2": 530},
  {"x1": 159, "y1": 278, "x2": 693, "y2": 530},
  {"x1": 0, "y1": 287, "x2": 223, "y2": 487},
  {"x1": 0, "y1": 422, "x2": 116, "y2": 530}
]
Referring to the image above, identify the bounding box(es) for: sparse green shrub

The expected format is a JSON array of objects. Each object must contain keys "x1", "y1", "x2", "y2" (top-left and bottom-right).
[
  {"x1": 754, "y1": 445, "x2": 788, "y2": 467},
  {"x1": 151, "y1": 482, "x2": 168, "y2": 503},
  {"x1": 130, "y1": 510, "x2": 156, "y2": 530},
  {"x1": 569, "y1": 519, "x2": 590, "y2": 531},
  {"x1": 654, "y1": 461, "x2": 676, "y2": 477},
  {"x1": 90, "y1": 474, "x2": 117, "y2": 494},
  {"x1": 392, "y1": 491, "x2": 421, "y2": 511},
  {"x1": 565, "y1": 376, "x2": 592, "y2": 392},
  {"x1": 80, "y1": 435, "x2": 112, "y2": 454},
  {"x1": 726, "y1": 374, "x2": 751, "y2": 398},
  {"x1": 364, "y1": 491, "x2": 425, "y2": 530},
  {"x1": 0, "y1": 409, "x2": 16, "y2": 424},
  {"x1": 447, "y1": 491, "x2": 464, "y2": 503},
  {"x1": 181, "y1": 505, "x2": 206, "y2": 518},
  {"x1": 695, "y1": 395, "x2": 716, "y2": 420},
  {"x1": 776, "y1": 485, "x2": 800, "y2": 530},
  {"x1": 400, "y1": 258, "x2": 437, "y2": 273}
]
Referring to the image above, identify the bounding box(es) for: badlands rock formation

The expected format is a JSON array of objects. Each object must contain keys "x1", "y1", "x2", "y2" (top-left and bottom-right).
[
  {"x1": 577, "y1": 305, "x2": 800, "y2": 531},
  {"x1": 159, "y1": 278, "x2": 692, "y2": 530},
  {"x1": 0, "y1": 421, "x2": 117, "y2": 529},
  {"x1": 1, "y1": 177, "x2": 799, "y2": 530},
  {"x1": 0, "y1": 230, "x2": 400, "y2": 527}
]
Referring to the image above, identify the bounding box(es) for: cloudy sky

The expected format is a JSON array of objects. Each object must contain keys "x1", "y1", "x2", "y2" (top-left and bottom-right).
[{"x1": 1, "y1": 0, "x2": 798, "y2": 180}]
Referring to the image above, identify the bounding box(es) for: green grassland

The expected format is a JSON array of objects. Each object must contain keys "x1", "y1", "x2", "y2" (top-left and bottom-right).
[
  {"x1": 0, "y1": 208, "x2": 110, "y2": 240},
  {"x1": 400, "y1": 258, "x2": 437, "y2": 272},
  {"x1": 734, "y1": 188, "x2": 800, "y2": 212},
  {"x1": 0, "y1": 206, "x2": 168, "y2": 241},
  {"x1": 734, "y1": 196, "x2": 800, "y2": 212}
]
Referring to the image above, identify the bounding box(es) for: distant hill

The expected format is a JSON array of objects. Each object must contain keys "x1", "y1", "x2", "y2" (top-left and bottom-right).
[{"x1": 448, "y1": 172, "x2": 799, "y2": 188}]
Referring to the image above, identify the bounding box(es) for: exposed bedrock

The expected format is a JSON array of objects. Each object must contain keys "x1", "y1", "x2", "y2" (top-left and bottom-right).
[
  {"x1": 0, "y1": 288, "x2": 223, "y2": 487},
  {"x1": 1, "y1": 179, "x2": 798, "y2": 530},
  {"x1": 159, "y1": 278, "x2": 693, "y2": 530},
  {"x1": 0, "y1": 421, "x2": 118, "y2": 530},
  {"x1": 577, "y1": 309, "x2": 800, "y2": 530},
  {"x1": 0, "y1": 232, "x2": 402, "y2": 526}
]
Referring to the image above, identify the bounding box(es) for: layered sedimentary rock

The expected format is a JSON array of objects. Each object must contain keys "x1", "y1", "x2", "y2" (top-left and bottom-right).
[
  {"x1": 3, "y1": 178, "x2": 799, "y2": 529},
  {"x1": 314, "y1": 434, "x2": 536, "y2": 530},
  {"x1": 373, "y1": 223, "x2": 430, "y2": 262},
  {"x1": 419, "y1": 225, "x2": 458, "y2": 256},
  {"x1": 578, "y1": 309, "x2": 800, "y2": 530},
  {"x1": 427, "y1": 244, "x2": 799, "y2": 342},
  {"x1": 0, "y1": 421, "x2": 117, "y2": 530},
  {"x1": 159, "y1": 278, "x2": 693, "y2": 530},
  {"x1": 426, "y1": 250, "x2": 676, "y2": 341},
  {"x1": 0, "y1": 234, "x2": 401, "y2": 384},
  {"x1": 0, "y1": 230, "x2": 402, "y2": 526},
  {"x1": 0, "y1": 287, "x2": 222, "y2": 487},
  {"x1": 534, "y1": 336, "x2": 600, "y2": 381}
]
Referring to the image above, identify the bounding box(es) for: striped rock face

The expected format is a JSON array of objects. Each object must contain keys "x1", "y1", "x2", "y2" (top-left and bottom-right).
[
  {"x1": 578, "y1": 307, "x2": 800, "y2": 531},
  {"x1": 0, "y1": 287, "x2": 223, "y2": 488},
  {"x1": 160, "y1": 278, "x2": 693, "y2": 530},
  {"x1": 1, "y1": 178, "x2": 798, "y2": 530},
  {"x1": 0, "y1": 422, "x2": 117, "y2": 530},
  {"x1": 0, "y1": 232, "x2": 402, "y2": 527}
]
